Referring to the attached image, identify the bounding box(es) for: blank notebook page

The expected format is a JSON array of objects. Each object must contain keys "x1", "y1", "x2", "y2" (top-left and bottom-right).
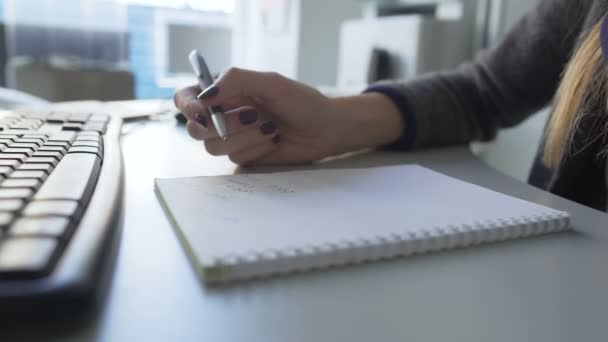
[{"x1": 155, "y1": 165, "x2": 570, "y2": 283}]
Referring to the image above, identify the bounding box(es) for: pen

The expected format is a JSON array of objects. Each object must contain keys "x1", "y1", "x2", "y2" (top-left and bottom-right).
[{"x1": 188, "y1": 49, "x2": 228, "y2": 140}]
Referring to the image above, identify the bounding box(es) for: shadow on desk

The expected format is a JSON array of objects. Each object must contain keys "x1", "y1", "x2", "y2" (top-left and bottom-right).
[
  {"x1": 199, "y1": 228, "x2": 590, "y2": 295},
  {"x1": 235, "y1": 146, "x2": 476, "y2": 174}
]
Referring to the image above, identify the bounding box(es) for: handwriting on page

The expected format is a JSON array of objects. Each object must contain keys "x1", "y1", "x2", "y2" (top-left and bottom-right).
[
  {"x1": 225, "y1": 177, "x2": 295, "y2": 194},
  {"x1": 205, "y1": 176, "x2": 296, "y2": 201}
]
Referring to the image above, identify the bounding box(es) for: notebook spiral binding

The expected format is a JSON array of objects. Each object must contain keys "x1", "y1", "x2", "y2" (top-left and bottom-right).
[{"x1": 204, "y1": 211, "x2": 571, "y2": 283}]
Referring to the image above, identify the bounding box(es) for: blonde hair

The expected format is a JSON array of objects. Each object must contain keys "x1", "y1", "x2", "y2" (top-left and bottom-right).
[{"x1": 544, "y1": 17, "x2": 608, "y2": 167}]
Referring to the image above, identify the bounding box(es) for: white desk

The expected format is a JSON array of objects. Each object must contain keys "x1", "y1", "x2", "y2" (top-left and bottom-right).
[{"x1": 5, "y1": 120, "x2": 608, "y2": 341}]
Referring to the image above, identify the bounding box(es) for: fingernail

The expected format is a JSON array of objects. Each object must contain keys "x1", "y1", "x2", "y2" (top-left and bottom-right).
[
  {"x1": 197, "y1": 84, "x2": 219, "y2": 99},
  {"x1": 174, "y1": 112, "x2": 187, "y2": 124},
  {"x1": 260, "y1": 121, "x2": 276, "y2": 135},
  {"x1": 195, "y1": 113, "x2": 207, "y2": 127},
  {"x1": 272, "y1": 135, "x2": 281, "y2": 144},
  {"x1": 239, "y1": 110, "x2": 258, "y2": 125}
]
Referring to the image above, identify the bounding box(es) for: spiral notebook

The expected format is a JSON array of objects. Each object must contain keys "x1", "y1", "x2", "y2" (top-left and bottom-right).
[{"x1": 154, "y1": 165, "x2": 571, "y2": 283}]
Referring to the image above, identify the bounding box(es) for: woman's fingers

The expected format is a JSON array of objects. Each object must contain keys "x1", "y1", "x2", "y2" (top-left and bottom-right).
[
  {"x1": 186, "y1": 106, "x2": 266, "y2": 141},
  {"x1": 186, "y1": 119, "x2": 210, "y2": 140},
  {"x1": 204, "y1": 121, "x2": 279, "y2": 156},
  {"x1": 228, "y1": 140, "x2": 279, "y2": 166},
  {"x1": 198, "y1": 67, "x2": 285, "y2": 107},
  {"x1": 174, "y1": 84, "x2": 259, "y2": 120},
  {"x1": 174, "y1": 85, "x2": 204, "y2": 121}
]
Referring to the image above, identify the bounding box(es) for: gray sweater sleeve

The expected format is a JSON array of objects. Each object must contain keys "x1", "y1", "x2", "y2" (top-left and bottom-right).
[{"x1": 366, "y1": 0, "x2": 591, "y2": 149}]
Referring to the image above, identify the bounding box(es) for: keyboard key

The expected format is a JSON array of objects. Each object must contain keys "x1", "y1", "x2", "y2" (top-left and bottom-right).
[
  {"x1": 20, "y1": 119, "x2": 46, "y2": 126},
  {"x1": 32, "y1": 151, "x2": 63, "y2": 160},
  {"x1": 46, "y1": 118, "x2": 66, "y2": 124},
  {"x1": 0, "y1": 112, "x2": 20, "y2": 119},
  {"x1": 68, "y1": 113, "x2": 91, "y2": 123},
  {"x1": 0, "y1": 188, "x2": 33, "y2": 200},
  {"x1": 62, "y1": 123, "x2": 83, "y2": 131},
  {"x1": 68, "y1": 146, "x2": 102, "y2": 159},
  {"x1": 0, "y1": 212, "x2": 13, "y2": 227},
  {"x1": 0, "y1": 238, "x2": 57, "y2": 274},
  {"x1": 17, "y1": 138, "x2": 44, "y2": 146},
  {"x1": 0, "y1": 199, "x2": 24, "y2": 212},
  {"x1": 72, "y1": 141, "x2": 101, "y2": 149},
  {"x1": 0, "y1": 159, "x2": 20, "y2": 169},
  {"x1": 47, "y1": 113, "x2": 69, "y2": 123},
  {"x1": 76, "y1": 131, "x2": 101, "y2": 139},
  {"x1": 22, "y1": 133, "x2": 48, "y2": 139},
  {"x1": 0, "y1": 154, "x2": 27, "y2": 162},
  {"x1": 9, "y1": 143, "x2": 38, "y2": 150},
  {"x1": 90, "y1": 114, "x2": 109, "y2": 122},
  {"x1": 82, "y1": 124, "x2": 107, "y2": 134},
  {"x1": 3, "y1": 148, "x2": 33, "y2": 157},
  {"x1": 78, "y1": 132, "x2": 100, "y2": 138},
  {"x1": 17, "y1": 113, "x2": 41, "y2": 120},
  {"x1": 44, "y1": 141, "x2": 70, "y2": 149},
  {"x1": 8, "y1": 125, "x2": 34, "y2": 130},
  {"x1": 38, "y1": 146, "x2": 67, "y2": 155},
  {"x1": 1, "y1": 179, "x2": 40, "y2": 190},
  {"x1": 10, "y1": 171, "x2": 48, "y2": 181},
  {"x1": 24, "y1": 157, "x2": 57, "y2": 167},
  {"x1": 17, "y1": 163, "x2": 53, "y2": 174},
  {"x1": 48, "y1": 132, "x2": 76, "y2": 143},
  {"x1": 75, "y1": 137, "x2": 101, "y2": 145},
  {"x1": 23, "y1": 200, "x2": 78, "y2": 217},
  {"x1": 20, "y1": 119, "x2": 43, "y2": 126},
  {"x1": 0, "y1": 134, "x2": 21, "y2": 141},
  {"x1": 0, "y1": 139, "x2": 13, "y2": 145},
  {"x1": 0, "y1": 166, "x2": 13, "y2": 176},
  {"x1": 35, "y1": 154, "x2": 101, "y2": 202},
  {"x1": 10, "y1": 217, "x2": 70, "y2": 237}
]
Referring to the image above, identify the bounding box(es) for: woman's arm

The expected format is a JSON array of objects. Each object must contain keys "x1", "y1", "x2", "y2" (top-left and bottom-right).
[
  {"x1": 368, "y1": 0, "x2": 592, "y2": 149},
  {"x1": 328, "y1": 93, "x2": 404, "y2": 154}
]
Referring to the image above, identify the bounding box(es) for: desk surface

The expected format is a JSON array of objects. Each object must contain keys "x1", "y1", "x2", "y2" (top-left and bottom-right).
[{"x1": 6, "y1": 120, "x2": 608, "y2": 342}]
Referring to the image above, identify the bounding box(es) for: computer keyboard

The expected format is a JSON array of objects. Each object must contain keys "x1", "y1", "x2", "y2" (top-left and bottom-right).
[{"x1": 0, "y1": 109, "x2": 123, "y2": 312}]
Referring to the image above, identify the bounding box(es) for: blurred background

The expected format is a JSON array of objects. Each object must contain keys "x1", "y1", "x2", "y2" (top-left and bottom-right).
[{"x1": 0, "y1": 0, "x2": 543, "y2": 180}]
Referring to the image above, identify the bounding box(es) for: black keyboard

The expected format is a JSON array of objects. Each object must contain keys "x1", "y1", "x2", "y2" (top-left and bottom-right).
[{"x1": 0, "y1": 109, "x2": 123, "y2": 313}]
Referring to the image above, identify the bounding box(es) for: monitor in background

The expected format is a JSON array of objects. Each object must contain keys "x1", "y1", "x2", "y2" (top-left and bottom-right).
[
  {"x1": 167, "y1": 23, "x2": 232, "y2": 77},
  {"x1": 154, "y1": 9, "x2": 234, "y2": 89}
]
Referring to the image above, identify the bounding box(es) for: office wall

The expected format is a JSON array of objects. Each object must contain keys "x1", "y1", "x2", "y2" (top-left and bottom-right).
[
  {"x1": 237, "y1": 0, "x2": 301, "y2": 79},
  {"x1": 297, "y1": 0, "x2": 360, "y2": 86},
  {"x1": 238, "y1": 0, "x2": 361, "y2": 86}
]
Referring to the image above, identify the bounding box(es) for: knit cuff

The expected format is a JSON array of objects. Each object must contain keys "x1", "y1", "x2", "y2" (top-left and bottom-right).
[{"x1": 363, "y1": 84, "x2": 417, "y2": 150}]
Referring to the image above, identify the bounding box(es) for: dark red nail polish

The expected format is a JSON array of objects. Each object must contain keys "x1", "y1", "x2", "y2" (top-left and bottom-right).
[
  {"x1": 195, "y1": 113, "x2": 207, "y2": 127},
  {"x1": 272, "y1": 135, "x2": 281, "y2": 144},
  {"x1": 239, "y1": 110, "x2": 258, "y2": 125},
  {"x1": 198, "y1": 85, "x2": 219, "y2": 99},
  {"x1": 260, "y1": 121, "x2": 276, "y2": 135}
]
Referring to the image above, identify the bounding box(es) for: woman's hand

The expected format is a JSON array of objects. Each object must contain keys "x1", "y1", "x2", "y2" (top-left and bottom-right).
[{"x1": 174, "y1": 67, "x2": 404, "y2": 166}]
